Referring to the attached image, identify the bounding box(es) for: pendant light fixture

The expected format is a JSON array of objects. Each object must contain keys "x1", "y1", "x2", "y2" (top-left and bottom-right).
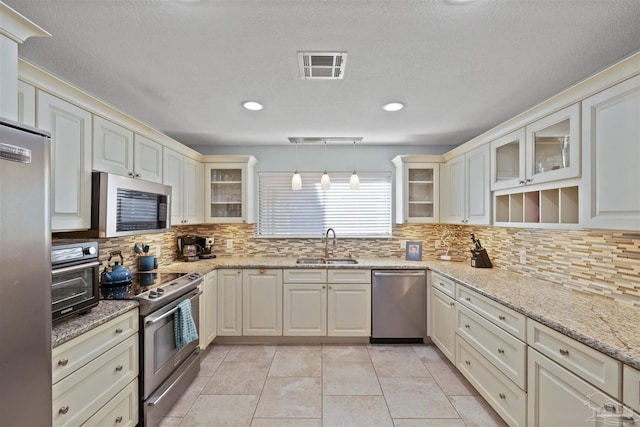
[
  {"x1": 320, "y1": 141, "x2": 331, "y2": 190},
  {"x1": 350, "y1": 140, "x2": 360, "y2": 190},
  {"x1": 291, "y1": 142, "x2": 302, "y2": 191}
]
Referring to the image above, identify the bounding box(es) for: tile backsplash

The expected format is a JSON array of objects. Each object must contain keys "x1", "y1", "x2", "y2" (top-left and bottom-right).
[{"x1": 86, "y1": 222, "x2": 640, "y2": 307}]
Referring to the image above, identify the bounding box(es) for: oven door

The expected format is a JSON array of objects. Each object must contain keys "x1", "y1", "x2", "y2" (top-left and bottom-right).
[
  {"x1": 142, "y1": 288, "x2": 201, "y2": 399},
  {"x1": 52, "y1": 260, "x2": 100, "y2": 322}
]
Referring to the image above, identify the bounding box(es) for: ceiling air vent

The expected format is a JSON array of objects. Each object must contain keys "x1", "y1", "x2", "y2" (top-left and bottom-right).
[{"x1": 297, "y1": 51, "x2": 348, "y2": 80}]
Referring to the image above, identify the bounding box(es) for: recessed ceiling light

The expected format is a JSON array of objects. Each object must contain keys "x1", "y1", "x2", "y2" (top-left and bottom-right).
[
  {"x1": 242, "y1": 101, "x2": 263, "y2": 111},
  {"x1": 383, "y1": 102, "x2": 404, "y2": 112}
]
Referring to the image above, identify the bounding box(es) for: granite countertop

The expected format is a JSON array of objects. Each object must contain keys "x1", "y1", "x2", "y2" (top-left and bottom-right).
[
  {"x1": 159, "y1": 256, "x2": 640, "y2": 369},
  {"x1": 52, "y1": 300, "x2": 138, "y2": 348}
]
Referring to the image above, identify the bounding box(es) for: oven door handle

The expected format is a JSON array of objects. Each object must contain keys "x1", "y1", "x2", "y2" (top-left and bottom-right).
[
  {"x1": 52, "y1": 261, "x2": 101, "y2": 276},
  {"x1": 144, "y1": 290, "x2": 202, "y2": 326}
]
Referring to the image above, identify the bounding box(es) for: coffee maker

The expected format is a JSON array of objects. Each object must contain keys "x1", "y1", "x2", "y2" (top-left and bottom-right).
[
  {"x1": 177, "y1": 235, "x2": 200, "y2": 262},
  {"x1": 196, "y1": 236, "x2": 215, "y2": 259}
]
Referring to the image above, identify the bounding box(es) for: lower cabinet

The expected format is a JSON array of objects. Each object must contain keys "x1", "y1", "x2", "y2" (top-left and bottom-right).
[
  {"x1": 283, "y1": 269, "x2": 328, "y2": 336},
  {"x1": 51, "y1": 309, "x2": 139, "y2": 427},
  {"x1": 217, "y1": 269, "x2": 243, "y2": 336},
  {"x1": 431, "y1": 286, "x2": 456, "y2": 363},
  {"x1": 327, "y1": 282, "x2": 371, "y2": 337},
  {"x1": 200, "y1": 270, "x2": 217, "y2": 349},
  {"x1": 243, "y1": 269, "x2": 283, "y2": 336}
]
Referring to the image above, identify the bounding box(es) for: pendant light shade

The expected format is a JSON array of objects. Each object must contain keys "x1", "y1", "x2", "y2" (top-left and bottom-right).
[
  {"x1": 291, "y1": 142, "x2": 302, "y2": 190},
  {"x1": 350, "y1": 140, "x2": 360, "y2": 190},
  {"x1": 321, "y1": 141, "x2": 330, "y2": 191}
]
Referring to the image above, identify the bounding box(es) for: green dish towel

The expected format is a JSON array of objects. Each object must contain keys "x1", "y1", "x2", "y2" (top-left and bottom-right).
[{"x1": 174, "y1": 299, "x2": 198, "y2": 350}]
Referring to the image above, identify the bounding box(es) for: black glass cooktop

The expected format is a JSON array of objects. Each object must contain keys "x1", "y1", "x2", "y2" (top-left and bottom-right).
[{"x1": 100, "y1": 272, "x2": 184, "y2": 300}]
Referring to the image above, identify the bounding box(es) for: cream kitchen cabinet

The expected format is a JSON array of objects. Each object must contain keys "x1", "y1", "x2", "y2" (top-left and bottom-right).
[
  {"x1": 204, "y1": 156, "x2": 257, "y2": 224},
  {"x1": 327, "y1": 269, "x2": 371, "y2": 337},
  {"x1": 391, "y1": 155, "x2": 441, "y2": 223},
  {"x1": 217, "y1": 269, "x2": 243, "y2": 336},
  {"x1": 430, "y1": 271, "x2": 457, "y2": 363},
  {"x1": 443, "y1": 143, "x2": 491, "y2": 225},
  {"x1": 199, "y1": 270, "x2": 217, "y2": 349},
  {"x1": 581, "y1": 75, "x2": 640, "y2": 231},
  {"x1": 624, "y1": 365, "x2": 640, "y2": 413},
  {"x1": 163, "y1": 147, "x2": 203, "y2": 225},
  {"x1": 490, "y1": 128, "x2": 526, "y2": 191},
  {"x1": 17, "y1": 80, "x2": 35, "y2": 126},
  {"x1": 52, "y1": 308, "x2": 139, "y2": 427},
  {"x1": 37, "y1": 90, "x2": 92, "y2": 231},
  {"x1": 93, "y1": 116, "x2": 163, "y2": 184},
  {"x1": 242, "y1": 269, "x2": 283, "y2": 336},
  {"x1": 283, "y1": 269, "x2": 328, "y2": 336}
]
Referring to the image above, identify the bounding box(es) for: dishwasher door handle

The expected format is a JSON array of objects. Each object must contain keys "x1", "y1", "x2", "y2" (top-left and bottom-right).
[{"x1": 373, "y1": 271, "x2": 426, "y2": 277}]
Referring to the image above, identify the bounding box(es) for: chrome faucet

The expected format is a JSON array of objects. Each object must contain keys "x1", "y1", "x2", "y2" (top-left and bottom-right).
[{"x1": 325, "y1": 228, "x2": 336, "y2": 260}]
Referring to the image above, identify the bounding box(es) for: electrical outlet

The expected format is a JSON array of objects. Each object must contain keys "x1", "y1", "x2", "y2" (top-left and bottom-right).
[
  {"x1": 226, "y1": 239, "x2": 233, "y2": 249},
  {"x1": 399, "y1": 240, "x2": 407, "y2": 250},
  {"x1": 155, "y1": 244, "x2": 161, "y2": 257},
  {"x1": 434, "y1": 240, "x2": 441, "y2": 249},
  {"x1": 519, "y1": 249, "x2": 527, "y2": 265}
]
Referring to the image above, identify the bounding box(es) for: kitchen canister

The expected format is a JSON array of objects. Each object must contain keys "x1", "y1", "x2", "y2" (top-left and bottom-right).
[{"x1": 139, "y1": 255, "x2": 156, "y2": 271}]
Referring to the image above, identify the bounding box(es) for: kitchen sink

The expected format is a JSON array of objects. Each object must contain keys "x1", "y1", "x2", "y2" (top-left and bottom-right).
[
  {"x1": 295, "y1": 257, "x2": 358, "y2": 265},
  {"x1": 296, "y1": 257, "x2": 327, "y2": 265}
]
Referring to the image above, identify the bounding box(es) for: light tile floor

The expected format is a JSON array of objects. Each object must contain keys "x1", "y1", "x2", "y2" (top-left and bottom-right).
[{"x1": 158, "y1": 344, "x2": 507, "y2": 427}]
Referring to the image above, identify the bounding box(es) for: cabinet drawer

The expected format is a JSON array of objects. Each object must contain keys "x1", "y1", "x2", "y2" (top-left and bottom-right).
[
  {"x1": 456, "y1": 336, "x2": 526, "y2": 427},
  {"x1": 527, "y1": 319, "x2": 621, "y2": 399},
  {"x1": 328, "y1": 269, "x2": 371, "y2": 284},
  {"x1": 431, "y1": 272, "x2": 455, "y2": 298},
  {"x1": 52, "y1": 308, "x2": 138, "y2": 384},
  {"x1": 283, "y1": 269, "x2": 327, "y2": 283},
  {"x1": 456, "y1": 304, "x2": 527, "y2": 390},
  {"x1": 456, "y1": 286, "x2": 526, "y2": 340},
  {"x1": 624, "y1": 365, "x2": 640, "y2": 413},
  {"x1": 53, "y1": 335, "x2": 138, "y2": 427},
  {"x1": 81, "y1": 379, "x2": 138, "y2": 427}
]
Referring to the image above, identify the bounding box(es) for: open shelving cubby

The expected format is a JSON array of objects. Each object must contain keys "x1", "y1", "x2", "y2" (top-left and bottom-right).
[{"x1": 494, "y1": 185, "x2": 579, "y2": 227}]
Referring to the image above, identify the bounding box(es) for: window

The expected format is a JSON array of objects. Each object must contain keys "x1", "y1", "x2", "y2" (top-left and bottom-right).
[{"x1": 258, "y1": 172, "x2": 392, "y2": 237}]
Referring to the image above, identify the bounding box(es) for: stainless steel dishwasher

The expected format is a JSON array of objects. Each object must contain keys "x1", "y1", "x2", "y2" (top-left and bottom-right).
[{"x1": 371, "y1": 270, "x2": 427, "y2": 343}]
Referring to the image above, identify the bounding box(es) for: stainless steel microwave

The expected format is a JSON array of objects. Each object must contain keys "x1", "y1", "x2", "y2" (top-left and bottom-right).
[{"x1": 92, "y1": 172, "x2": 172, "y2": 237}]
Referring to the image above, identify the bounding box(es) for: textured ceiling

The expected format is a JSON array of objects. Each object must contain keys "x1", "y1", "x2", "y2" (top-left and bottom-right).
[{"x1": 6, "y1": 0, "x2": 640, "y2": 147}]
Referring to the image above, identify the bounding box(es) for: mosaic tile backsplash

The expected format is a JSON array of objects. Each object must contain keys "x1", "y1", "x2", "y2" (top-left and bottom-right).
[{"x1": 86, "y1": 223, "x2": 640, "y2": 306}]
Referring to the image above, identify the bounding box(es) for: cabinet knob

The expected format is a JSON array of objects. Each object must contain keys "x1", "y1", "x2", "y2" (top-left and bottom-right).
[
  {"x1": 525, "y1": 179, "x2": 531, "y2": 184},
  {"x1": 128, "y1": 172, "x2": 134, "y2": 177},
  {"x1": 135, "y1": 173, "x2": 141, "y2": 178},
  {"x1": 58, "y1": 358, "x2": 69, "y2": 366},
  {"x1": 464, "y1": 324, "x2": 470, "y2": 329},
  {"x1": 465, "y1": 360, "x2": 471, "y2": 366},
  {"x1": 498, "y1": 348, "x2": 505, "y2": 354},
  {"x1": 449, "y1": 302, "x2": 455, "y2": 307},
  {"x1": 465, "y1": 297, "x2": 471, "y2": 302},
  {"x1": 115, "y1": 328, "x2": 123, "y2": 334},
  {"x1": 498, "y1": 315, "x2": 506, "y2": 321},
  {"x1": 323, "y1": 285, "x2": 326, "y2": 289},
  {"x1": 499, "y1": 393, "x2": 506, "y2": 399},
  {"x1": 115, "y1": 416, "x2": 123, "y2": 423},
  {"x1": 559, "y1": 348, "x2": 570, "y2": 356},
  {"x1": 115, "y1": 365, "x2": 124, "y2": 372},
  {"x1": 518, "y1": 180, "x2": 525, "y2": 185},
  {"x1": 59, "y1": 406, "x2": 69, "y2": 415},
  {"x1": 259, "y1": 269, "x2": 266, "y2": 274}
]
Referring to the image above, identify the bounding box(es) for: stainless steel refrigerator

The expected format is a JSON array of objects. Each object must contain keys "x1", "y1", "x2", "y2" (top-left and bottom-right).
[{"x1": 0, "y1": 118, "x2": 52, "y2": 426}]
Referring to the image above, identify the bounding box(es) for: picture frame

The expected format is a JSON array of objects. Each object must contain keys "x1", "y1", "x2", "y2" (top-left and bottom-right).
[{"x1": 406, "y1": 241, "x2": 423, "y2": 261}]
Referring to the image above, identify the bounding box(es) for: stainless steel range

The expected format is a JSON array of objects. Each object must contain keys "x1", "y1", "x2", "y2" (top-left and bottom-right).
[{"x1": 101, "y1": 271, "x2": 203, "y2": 427}]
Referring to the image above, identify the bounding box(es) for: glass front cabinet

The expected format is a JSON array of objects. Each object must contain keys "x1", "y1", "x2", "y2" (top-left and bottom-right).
[
  {"x1": 204, "y1": 156, "x2": 257, "y2": 223},
  {"x1": 392, "y1": 156, "x2": 440, "y2": 223},
  {"x1": 490, "y1": 103, "x2": 580, "y2": 191}
]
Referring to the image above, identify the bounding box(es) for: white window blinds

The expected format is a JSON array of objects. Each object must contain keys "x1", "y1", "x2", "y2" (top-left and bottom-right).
[{"x1": 258, "y1": 172, "x2": 392, "y2": 237}]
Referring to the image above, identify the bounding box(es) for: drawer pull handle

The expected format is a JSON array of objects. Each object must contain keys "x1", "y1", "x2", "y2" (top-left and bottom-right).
[
  {"x1": 499, "y1": 393, "x2": 506, "y2": 399},
  {"x1": 59, "y1": 406, "x2": 69, "y2": 415},
  {"x1": 115, "y1": 365, "x2": 124, "y2": 372},
  {"x1": 465, "y1": 360, "x2": 471, "y2": 366},
  {"x1": 58, "y1": 358, "x2": 69, "y2": 366},
  {"x1": 450, "y1": 302, "x2": 455, "y2": 307},
  {"x1": 115, "y1": 328, "x2": 123, "y2": 334},
  {"x1": 115, "y1": 416, "x2": 123, "y2": 423},
  {"x1": 464, "y1": 324, "x2": 470, "y2": 329},
  {"x1": 559, "y1": 348, "x2": 570, "y2": 356},
  {"x1": 498, "y1": 348, "x2": 505, "y2": 354},
  {"x1": 498, "y1": 315, "x2": 506, "y2": 321}
]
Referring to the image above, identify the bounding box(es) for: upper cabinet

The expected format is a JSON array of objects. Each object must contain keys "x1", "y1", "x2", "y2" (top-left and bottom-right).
[
  {"x1": 581, "y1": 75, "x2": 640, "y2": 230},
  {"x1": 163, "y1": 148, "x2": 203, "y2": 225},
  {"x1": 17, "y1": 80, "x2": 36, "y2": 127},
  {"x1": 490, "y1": 104, "x2": 580, "y2": 191},
  {"x1": 443, "y1": 144, "x2": 491, "y2": 225},
  {"x1": 93, "y1": 116, "x2": 163, "y2": 183},
  {"x1": 392, "y1": 155, "x2": 440, "y2": 224},
  {"x1": 204, "y1": 156, "x2": 258, "y2": 224},
  {"x1": 37, "y1": 91, "x2": 92, "y2": 231}
]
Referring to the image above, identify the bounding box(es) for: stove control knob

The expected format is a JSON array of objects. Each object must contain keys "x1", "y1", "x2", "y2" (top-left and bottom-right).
[
  {"x1": 84, "y1": 246, "x2": 96, "y2": 255},
  {"x1": 148, "y1": 291, "x2": 158, "y2": 299},
  {"x1": 157, "y1": 288, "x2": 165, "y2": 295}
]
